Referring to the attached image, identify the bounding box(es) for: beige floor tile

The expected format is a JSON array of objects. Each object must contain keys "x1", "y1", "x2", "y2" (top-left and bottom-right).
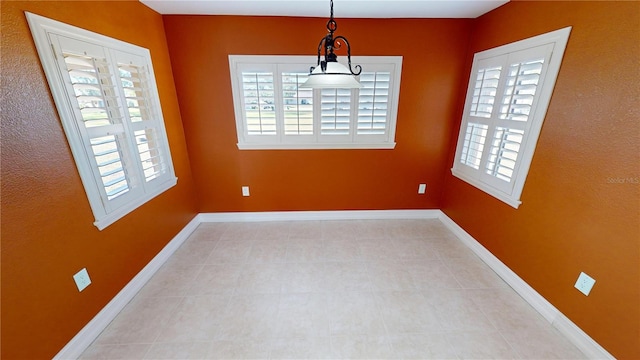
[
  {"x1": 155, "y1": 295, "x2": 230, "y2": 343},
  {"x1": 280, "y1": 262, "x2": 326, "y2": 293},
  {"x1": 392, "y1": 237, "x2": 440, "y2": 260},
  {"x1": 322, "y1": 237, "x2": 364, "y2": 262},
  {"x1": 205, "y1": 239, "x2": 253, "y2": 264},
  {"x1": 143, "y1": 342, "x2": 211, "y2": 359},
  {"x1": 327, "y1": 291, "x2": 386, "y2": 336},
  {"x1": 374, "y1": 291, "x2": 442, "y2": 333},
  {"x1": 94, "y1": 296, "x2": 181, "y2": 345},
  {"x1": 215, "y1": 294, "x2": 280, "y2": 341},
  {"x1": 428, "y1": 235, "x2": 477, "y2": 260},
  {"x1": 206, "y1": 339, "x2": 270, "y2": 359},
  {"x1": 235, "y1": 262, "x2": 285, "y2": 294},
  {"x1": 321, "y1": 220, "x2": 361, "y2": 240},
  {"x1": 275, "y1": 293, "x2": 330, "y2": 338},
  {"x1": 422, "y1": 220, "x2": 458, "y2": 238},
  {"x1": 190, "y1": 222, "x2": 229, "y2": 241},
  {"x1": 167, "y1": 238, "x2": 218, "y2": 266},
  {"x1": 422, "y1": 289, "x2": 497, "y2": 332},
  {"x1": 445, "y1": 255, "x2": 510, "y2": 289},
  {"x1": 386, "y1": 219, "x2": 434, "y2": 238},
  {"x1": 220, "y1": 222, "x2": 261, "y2": 241},
  {"x1": 284, "y1": 238, "x2": 325, "y2": 263},
  {"x1": 365, "y1": 260, "x2": 417, "y2": 291},
  {"x1": 81, "y1": 219, "x2": 588, "y2": 360},
  {"x1": 502, "y1": 319, "x2": 587, "y2": 359},
  {"x1": 323, "y1": 261, "x2": 373, "y2": 292},
  {"x1": 137, "y1": 263, "x2": 203, "y2": 298},
  {"x1": 405, "y1": 258, "x2": 462, "y2": 289},
  {"x1": 288, "y1": 221, "x2": 323, "y2": 239},
  {"x1": 358, "y1": 238, "x2": 399, "y2": 261},
  {"x1": 251, "y1": 221, "x2": 291, "y2": 241},
  {"x1": 186, "y1": 264, "x2": 242, "y2": 296},
  {"x1": 388, "y1": 333, "x2": 458, "y2": 359},
  {"x1": 445, "y1": 331, "x2": 519, "y2": 359},
  {"x1": 80, "y1": 343, "x2": 151, "y2": 359},
  {"x1": 269, "y1": 337, "x2": 336, "y2": 359},
  {"x1": 468, "y1": 288, "x2": 544, "y2": 330},
  {"x1": 354, "y1": 219, "x2": 393, "y2": 238},
  {"x1": 248, "y1": 239, "x2": 288, "y2": 263},
  {"x1": 331, "y1": 335, "x2": 395, "y2": 359}
]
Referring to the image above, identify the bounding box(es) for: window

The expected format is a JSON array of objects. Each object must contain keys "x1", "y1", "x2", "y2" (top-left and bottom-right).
[
  {"x1": 229, "y1": 55, "x2": 402, "y2": 149},
  {"x1": 452, "y1": 27, "x2": 571, "y2": 208},
  {"x1": 26, "y1": 12, "x2": 177, "y2": 230}
]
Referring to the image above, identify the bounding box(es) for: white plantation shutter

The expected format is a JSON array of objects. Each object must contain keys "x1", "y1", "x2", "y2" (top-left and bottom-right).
[
  {"x1": 460, "y1": 123, "x2": 489, "y2": 170},
  {"x1": 320, "y1": 88, "x2": 352, "y2": 136},
  {"x1": 282, "y1": 72, "x2": 313, "y2": 135},
  {"x1": 115, "y1": 55, "x2": 173, "y2": 187},
  {"x1": 357, "y1": 71, "x2": 390, "y2": 135},
  {"x1": 470, "y1": 65, "x2": 502, "y2": 118},
  {"x1": 452, "y1": 27, "x2": 571, "y2": 208},
  {"x1": 241, "y1": 71, "x2": 277, "y2": 136},
  {"x1": 229, "y1": 55, "x2": 402, "y2": 149},
  {"x1": 64, "y1": 54, "x2": 130, "y2": 201},
  {"x1": 27, "y1": 13, "x2": 177, "y2": 230}
]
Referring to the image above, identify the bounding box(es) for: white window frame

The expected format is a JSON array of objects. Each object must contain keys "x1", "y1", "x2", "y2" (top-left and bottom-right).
[
  {"x1": 229, "y1": 55, "x2": 402, "y2": 150},
  {"x1": 452, "y1": 27, "x2": 571, "y2": 208},
  {"x1": 26, "y1": 12, "x2": 177, "y2": 230}
]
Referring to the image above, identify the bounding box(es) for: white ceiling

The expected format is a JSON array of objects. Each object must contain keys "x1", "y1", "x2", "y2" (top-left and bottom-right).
[{"x1": 140, "y1": 0, "x2": 509, "y2": 19}]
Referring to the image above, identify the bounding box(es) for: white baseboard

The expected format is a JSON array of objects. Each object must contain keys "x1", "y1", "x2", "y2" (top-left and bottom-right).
[
  {"x1": 53, "y1": 216, "x2": 201, "y2": 360},
  {"x1": 198, "y1": 209, "x2": 441, "y2": 222},
  {"x1": 437, "y1": 212, "x2": 615, "y2": 360},
  {"x1": 552, "y1": 312, "x2": 616, "y2": 360},
  {"x1": 54, "y1": 210, "x2": 613, "y2": 360}
]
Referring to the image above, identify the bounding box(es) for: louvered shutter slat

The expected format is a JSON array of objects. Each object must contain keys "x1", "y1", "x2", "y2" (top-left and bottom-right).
[
  {"x1": 485, "y1": 127, "x2": 525, "y2": 182},
  {"x1": 282, "y1": 72, "x2": 313, "y2": 135},
  {"x1": 134, "y1": 129, "x2": 167, "y2": 182},
  {"x1": 320, "y1": 88, "x2": 351, "y2": 135},
  {"x1": 357, "y1": 71, "x2": 390, "y2": 135},
  {"x1": 241, "y1": 72, "x2": 276, "y2": 135},
  {"x1": 89, "y1": 135, "x2": 129, "y2": 200},
  {"x1": 469, "y1": 66, "x2": 502, "y2": 118},
  {"x1": 460, "y1": 122, "x2": 489, "y2": 170},
  {"x1": 499, "y1": 58, "x2": 544, "y2": 122}
]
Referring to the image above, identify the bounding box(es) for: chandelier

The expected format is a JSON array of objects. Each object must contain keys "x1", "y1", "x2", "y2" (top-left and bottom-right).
[{"x1": 300, "y1": 0, "x2": 362, "y2": 88}]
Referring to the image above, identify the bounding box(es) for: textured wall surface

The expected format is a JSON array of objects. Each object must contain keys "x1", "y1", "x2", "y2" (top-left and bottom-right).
[
  {"x1": 442, "y1": 1, "x2": 640, "y2": 358},
  {"x1": 2, "y1": 1, "x2": 638, "y2": 359},
  {"x1": 162, "y1": 15, "x2": 473, "y2": 212},
  {"x1": 0, "y1": 2, "x2": 198, "y2": 359}
]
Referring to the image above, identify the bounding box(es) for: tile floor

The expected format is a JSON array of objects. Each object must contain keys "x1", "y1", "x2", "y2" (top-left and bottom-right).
[{"x1": 80, "y1": 219, "x2": 587, "y2": 359}]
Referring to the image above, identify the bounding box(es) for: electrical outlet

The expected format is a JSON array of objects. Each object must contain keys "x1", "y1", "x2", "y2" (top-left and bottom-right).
[
  {"x1": 73, "y1": 268, "x2": 91, "y2": 292},
  {"x1": 242, "y1": 186, "x2": 250, "y2": 197},
  {"x1": 574, "y1": 272, "x2": 595, "y2": 296},
  {"x1": 418, "y1": 183, "x2": 427, "y2": 194}
]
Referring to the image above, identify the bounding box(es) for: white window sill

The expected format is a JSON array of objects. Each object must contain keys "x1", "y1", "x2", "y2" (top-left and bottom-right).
[
  {"x1": 237, "y1": 142, "x2": 397, "y2": 150},
  {"x1": 451, "y1": 168, "x2": 522, "y2": 209},
  {"x1": 93, "y1": 177, "x2": 178, "y2": 230}
]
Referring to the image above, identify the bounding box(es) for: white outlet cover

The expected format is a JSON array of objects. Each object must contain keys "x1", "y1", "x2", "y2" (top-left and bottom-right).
[
  {"x1": 73, "y1": 268, "x2": 91, "y2": 292},
  {"x1": 574, "y1": 271, "x2": 596, "y2": 296},
  {"x1": 242, "y1": 186, "x2": 250, "y2": 197},
  {"x1": 418, "y1": 184, "x2": 427, "y2": 194}
]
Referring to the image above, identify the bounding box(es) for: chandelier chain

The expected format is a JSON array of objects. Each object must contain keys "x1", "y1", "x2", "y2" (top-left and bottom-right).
[{"x1": 330, "y1": 0, "x2": 334, "y2": 20}]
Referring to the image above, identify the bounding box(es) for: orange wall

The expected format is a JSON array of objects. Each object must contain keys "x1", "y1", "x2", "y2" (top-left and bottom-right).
[
  {"x1": 0, "y1": 2, "x2": 198, "y2": 359},
  {"x1": 162, "y1": 15, "x2": 473, "y2": 212},
  {"x1": 442, "y1": 1, "x2": 640, "y2": 358}
]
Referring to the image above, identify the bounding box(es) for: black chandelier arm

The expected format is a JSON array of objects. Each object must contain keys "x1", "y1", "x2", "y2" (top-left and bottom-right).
[
  {"x1": 315, "y1": 37, "x2": 326, "y2": 67},
  {"x1": 333, "y1": 35, "x2": 362, "y2": 75}
]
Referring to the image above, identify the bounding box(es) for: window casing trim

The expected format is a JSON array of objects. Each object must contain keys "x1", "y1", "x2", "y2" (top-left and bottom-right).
[
  {"x1": 26, "y1": 12, "x2": 177, "y2": 230},
  {"x1": 229, "y1": 55, "x2": 402, "y2": 150},
  {"x1": 451, "y1": 27, "x2": 572, "y2": 208}
]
